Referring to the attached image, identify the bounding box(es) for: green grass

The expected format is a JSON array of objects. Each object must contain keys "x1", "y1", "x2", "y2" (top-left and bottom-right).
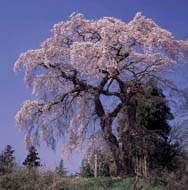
[
  {"x1": 0, "y1": 170, "x2": 165, "y2": 190},
  {"x1": 52, "y1": 177, "x2": 164, "y2": 190}
]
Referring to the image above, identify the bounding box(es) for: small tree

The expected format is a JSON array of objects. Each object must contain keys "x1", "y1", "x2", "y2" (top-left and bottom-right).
[
  {"x1": 0, "y1": 145, "x2": 16, "y2": 174},
  {"x1": 83, "y1": 140, "x2": 113, "y2": 176},
  {"x1": 80, "y1": 159, "x2": 94, "y2": 177},
  {"x1": 23, "y1": 146, "x2": 41, "y2": 169},
  {"x1": 55, "y1": 159, "x2": 68, "y2": 176}
]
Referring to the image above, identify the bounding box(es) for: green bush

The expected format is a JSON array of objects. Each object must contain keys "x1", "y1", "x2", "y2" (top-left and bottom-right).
[{"x1": 0, "y1": 169, "x2": 56, "y2": 190}]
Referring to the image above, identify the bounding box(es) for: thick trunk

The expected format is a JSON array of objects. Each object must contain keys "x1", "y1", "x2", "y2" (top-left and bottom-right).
[
  {"x1": 122, "y1": 128, "x2": 151, "y2": 177},
  {"x1": 121, "y1": 128, "x2": 134, "y2": 175},
  {"x1": 121, "y1": 99, "x2": 138, "y2": 175},
  {"x1": 94, "y1": 95, "x2": 125, "y2": 176},
  {"x1": 127, "y1": 99, "x2": 137, "y2": 129},
  {"x1": 95, "y1": 96, "x2": 138, "y2": 176},
  {"x1": 100, "y1": 118, "x2": 125, "y2": 176}
]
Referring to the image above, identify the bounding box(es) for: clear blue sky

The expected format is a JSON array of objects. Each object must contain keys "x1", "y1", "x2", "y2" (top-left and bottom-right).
[{"x1": 0, "y1": 0, "x2": 188, "y2": 173}]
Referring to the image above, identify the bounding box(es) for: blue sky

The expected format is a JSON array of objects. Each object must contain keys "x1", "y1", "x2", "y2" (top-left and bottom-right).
[{"x1": 0, "y1": 0, "x2": 188, "y2": 173}]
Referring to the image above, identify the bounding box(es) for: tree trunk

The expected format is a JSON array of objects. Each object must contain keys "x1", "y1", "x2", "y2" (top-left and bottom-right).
[
  {"x1": 121, "y1": 99, "x2": 138, "y2": 175},
  {"x1": 94, "y1": 95, "x2": 125, "y2": 176},
  {"x1": 95, "y1": 97, "x2": 140, "y2": 176},
  {"x1": 127, "y1": 99, "x2": 137, "y2": 129},
  {"x1": 100, "y1": 117, "x2": 125, "y2": 176},
  {"x1": 94, "y1": 153, "x2": 98, "y2": 178}
]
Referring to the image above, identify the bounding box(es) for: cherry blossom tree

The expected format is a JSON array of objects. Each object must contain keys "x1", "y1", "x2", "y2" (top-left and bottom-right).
[{"x1": 14, "y1": 13, "x2": 188, "y2": 175}]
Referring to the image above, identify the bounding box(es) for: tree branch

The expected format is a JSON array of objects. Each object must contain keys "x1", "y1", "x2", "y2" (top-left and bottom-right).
[{"x1": 108, "y1": 102, "x2": 124, "y2": 118}]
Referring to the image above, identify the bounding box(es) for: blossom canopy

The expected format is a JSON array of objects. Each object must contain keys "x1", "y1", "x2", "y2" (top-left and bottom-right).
[{"x1": 14, "y1": 13, "x2": 188, "y2": 151}]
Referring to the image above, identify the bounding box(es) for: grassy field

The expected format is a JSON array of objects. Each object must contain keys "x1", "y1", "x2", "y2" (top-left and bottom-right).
[
  {"x1": 57, "y1": 177, "x2": 163, "y2": 190},
  {"x1": 0, "y1": 170, "x2": 165, "y2": 190}
]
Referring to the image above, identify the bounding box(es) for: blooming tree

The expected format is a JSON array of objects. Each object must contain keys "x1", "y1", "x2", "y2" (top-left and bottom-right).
[{"x1": 14, "y1": 13, "x2": 188, "y2": 175}]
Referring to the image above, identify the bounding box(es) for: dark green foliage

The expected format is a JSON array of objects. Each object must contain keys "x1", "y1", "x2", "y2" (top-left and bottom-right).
[
  {"x1": 98, "y1": 160, "x2": 110, "y2": 177},
  {"x1": 55, "y1": 159, "x2": 68, "y2": 176},
  {"x1": 138, "y1": 83, "x2": 173, "y2": 135},
  {"x1": 23, "y1": 146, "x2": 40, "y2": 169},
  {"x1": 118, "y1": 80, "x2": 175, "y2": 176},
  {"x1": 0, "y1": 145, "x2": 16, "y2": 175},
  {"x1": 152, "y1": 141, "x2": 178, "y2": 170},
  {"x1": 80, "y1": 159, "x2": 94, "y2": 177},
  {"x1": 118, "y1": 79, "x2": 173, "y2": 136}
]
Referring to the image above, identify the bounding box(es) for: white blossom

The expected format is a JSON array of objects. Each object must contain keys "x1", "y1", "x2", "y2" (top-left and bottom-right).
[{"x1": 14, "y1": 13, "x2": 188, "y2": 152}]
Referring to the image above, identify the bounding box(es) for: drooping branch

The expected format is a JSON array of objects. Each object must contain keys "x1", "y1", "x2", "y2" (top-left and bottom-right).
[
  {"x1": 14, "y1": 12, "x2": 188, "y2": 162},
  {"x1": 44, "y1": 88, "x2": 82, "y2": 111}
]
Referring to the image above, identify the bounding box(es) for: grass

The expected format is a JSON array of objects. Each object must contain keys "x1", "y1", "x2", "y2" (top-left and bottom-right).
[
  {"x1": 0, "y1": 170, "x2": 165, "y2": 190},
  {"x1": 50, "y1": 176, "x2": 164, "y2": 190}
]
